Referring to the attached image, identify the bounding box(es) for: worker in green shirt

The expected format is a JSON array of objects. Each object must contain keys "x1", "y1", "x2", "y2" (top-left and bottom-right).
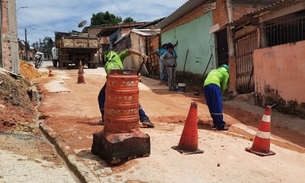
[
  {"x1": 98, "y1": 49, "x2": 155, "y2": 128},
  {"x1": 203, "y1": 64, "x2": 229, "y2": 131}
]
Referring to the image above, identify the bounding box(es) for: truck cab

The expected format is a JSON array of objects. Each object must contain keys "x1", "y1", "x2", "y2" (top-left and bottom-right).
[{"x1": 51, "y1": 47, "x2": 59, "y2": 67}]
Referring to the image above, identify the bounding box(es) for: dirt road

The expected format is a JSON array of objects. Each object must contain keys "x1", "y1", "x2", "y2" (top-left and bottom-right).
[
  {"x1": 30, "y1": 61, "x2": 305, "y2": 183},
  {"x1": 1, "y1": 60, "x2": 304, "y2": 182}
]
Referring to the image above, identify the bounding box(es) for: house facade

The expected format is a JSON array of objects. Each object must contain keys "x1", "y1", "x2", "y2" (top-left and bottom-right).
[
  {"x1": 254, "y1": 0, "x2": 305, "y2": 117},
  {"x1": 111, "y1": 29, "x2": 160, "y2": 75},
  {"x1": 96, "y1": 20, "x2": 163, "y2": 73},
  {"x1": 157, "y1": 1, "x2": 217, "y2": 77},
  {"x1": 219, "y1": 0, "x2": 305, "y2": 117},
  {"x1": 155, "y1": 0, "x2": 270, "y2": 86}
]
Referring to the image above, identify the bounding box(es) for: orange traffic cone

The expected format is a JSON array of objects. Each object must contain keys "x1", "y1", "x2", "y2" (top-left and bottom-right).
[
  {"x1": 48, "y1": 66, "x2": 54, "y2": 77},
  {"x1": 246, "y1": 105, "x2": 275, "y2": 156},
  {"x1": 77, "y1": 60, "x2": 85, "y2": 84},
  {"x1": 172, "y1": 102, "x2": 203, "y2": 154}
]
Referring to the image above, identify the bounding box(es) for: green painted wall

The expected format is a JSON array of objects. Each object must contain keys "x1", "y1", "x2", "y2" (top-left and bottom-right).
[{"x1": 161, "y1": 11, "x2": 216, "y2": 75}]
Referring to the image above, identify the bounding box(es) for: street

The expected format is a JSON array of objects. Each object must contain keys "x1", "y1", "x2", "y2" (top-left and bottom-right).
[{"x1": 1, "y1": 60, "x2": 305, "y2": 183}]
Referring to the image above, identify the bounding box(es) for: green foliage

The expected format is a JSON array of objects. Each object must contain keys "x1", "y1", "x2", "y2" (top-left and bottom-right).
[
  {"x1": 123, "y1": 17, "x2": 135, "y2": 23},
  {"x1": 90, "y1": 11, "x2": 122, "y2": 25},
  {"x1": 31, "y1": 37, "x2": 54, "y2": 58}
]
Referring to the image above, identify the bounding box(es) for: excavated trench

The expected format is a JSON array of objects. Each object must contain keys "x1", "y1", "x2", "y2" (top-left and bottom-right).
[
  {"x1": 0, "y1": 88, "x2": 83, "y2": 182},
  {"x1": 35, "y1": 91, "x2": 85, "y2": 183}
]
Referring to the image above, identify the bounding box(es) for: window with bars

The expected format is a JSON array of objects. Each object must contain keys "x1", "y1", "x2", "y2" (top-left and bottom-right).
[{"x1": 260, "y1": 9, "x2": 305, "y2": 47}]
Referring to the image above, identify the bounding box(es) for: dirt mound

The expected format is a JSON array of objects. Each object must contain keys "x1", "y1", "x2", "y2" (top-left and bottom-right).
[
  {"x1": 20, "y1": 61, "x2": 41, "y2": 80},
  {"x1": 0, "y1": 61, "x2": 40, "y2": 132}
]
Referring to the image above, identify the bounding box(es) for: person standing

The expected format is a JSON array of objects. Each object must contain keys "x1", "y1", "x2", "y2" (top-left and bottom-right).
[
  {"x1": 155, "y1": 43, "x2": 168, "y2": 85},
  {"x1": 203, "y1": 64, "x2": 229, "y2": 131},
  {"x1": 98, "y1": 49, "x2": 155, "y2": 128},
  {"x1": 160, "y1": 43, "x2": 178, "y2": 91}
]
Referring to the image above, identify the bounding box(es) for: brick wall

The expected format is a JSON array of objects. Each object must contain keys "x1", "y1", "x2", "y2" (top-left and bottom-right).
[
  {"x1": 232, "y1": 5, "x2": 264, "y2": 20},
  {"x1": 162, "y1": 1, "x2": 263, "y2": 34},
  {"x1": 213, "y1": 0, "x2": 264, "y2": 26},
  {"x1": 213, "y1": 0, "x2": 229, "y2": 26},
  {"x1": 161, "y1": 3, "x2": 208, "y2": 33}
]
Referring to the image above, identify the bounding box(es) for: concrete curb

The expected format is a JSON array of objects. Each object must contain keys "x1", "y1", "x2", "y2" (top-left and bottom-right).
[{"x1": 39, "y1": 123, "x2": 100, "y2": 183}]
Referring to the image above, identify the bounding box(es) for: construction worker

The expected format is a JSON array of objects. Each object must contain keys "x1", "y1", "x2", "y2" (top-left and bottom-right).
[
  {"x1": 203, "y1": 64, "x2": 229, "y2": 131},
  {"x1": 98, "y1": 49, "x2": 155, "y2": 128}
]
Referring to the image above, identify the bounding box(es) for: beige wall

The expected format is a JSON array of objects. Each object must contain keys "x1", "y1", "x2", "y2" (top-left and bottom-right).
[{"x1": 253, "y1": 40, "x2": 305, "y2": 118}]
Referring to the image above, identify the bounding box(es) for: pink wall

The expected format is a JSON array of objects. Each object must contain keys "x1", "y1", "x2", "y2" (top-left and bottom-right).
[{"x1": 253, "y1": 40, "x2": 305, "y2": 103}]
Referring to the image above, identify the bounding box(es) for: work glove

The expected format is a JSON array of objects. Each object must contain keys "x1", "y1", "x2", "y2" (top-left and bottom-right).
[{"x1": 141, "y1": 53, "x2": 148, "y2": 61}]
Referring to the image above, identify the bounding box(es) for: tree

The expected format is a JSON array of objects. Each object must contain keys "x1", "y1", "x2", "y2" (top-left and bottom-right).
[
  {"x1": 90, "y1": 11, "x2": 122, "y2": 26},
  {"x1": 32, "y1": 37, "x2": 54, "y2": 59},
  {"x1": 123, "y1": 17, "x2": 135, "y2": 23}
]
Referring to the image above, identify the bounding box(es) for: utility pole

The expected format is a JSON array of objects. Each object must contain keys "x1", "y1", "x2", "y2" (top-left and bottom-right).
[
  {"x1": 226, "y1": 0, "x2": 238, "y2": 96},
  {"x1": 226, "y1": 0, "x2": 235, "y2": 58},
  {"x1": 25, "y1": 28, "x2": 28, "y2": 60}
]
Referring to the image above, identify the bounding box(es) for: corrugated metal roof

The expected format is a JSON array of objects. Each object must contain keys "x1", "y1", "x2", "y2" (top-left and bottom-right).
[
  {"x1": 224, "y1": 0, "x2": 302, "y2": 27},
  {"x1": 131, "y1": 29, "x2": 161, "y2": 36},
  {"x1": 114, "y1": 29, "x2": 161, "y2": 44},
  {"x1": 155, "y1": 0, "x2": 213, "y2": 29}
]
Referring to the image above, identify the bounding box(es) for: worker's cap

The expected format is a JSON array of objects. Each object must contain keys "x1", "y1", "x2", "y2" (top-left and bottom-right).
[
  {"x1": 167, "y1": 43, "x2": 174, "y2": 48},
  {"x1": 220, "y1": 64, "x2": 229, "y2": 72}
]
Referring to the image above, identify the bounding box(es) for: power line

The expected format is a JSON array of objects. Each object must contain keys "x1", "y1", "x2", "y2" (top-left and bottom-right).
[
  {"x1": 17, "y1": 16, "x2": 54, "y2": 34},
  {"x1": 17, "y1": 14, "x2": 56, "y2": 41},
  {"x1": 109, "y1": 0, "x2": 127, "y2": 18}
]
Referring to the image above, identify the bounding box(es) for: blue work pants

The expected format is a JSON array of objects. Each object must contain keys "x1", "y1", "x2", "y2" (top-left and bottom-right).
[{"x1": 203, "y1": 84, "x2": 226, "y2": 129}]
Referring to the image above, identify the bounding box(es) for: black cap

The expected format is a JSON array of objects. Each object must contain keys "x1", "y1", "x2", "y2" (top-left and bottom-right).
[{"x1": 167, "y1": 43, "x2": 173, "y2": 48}]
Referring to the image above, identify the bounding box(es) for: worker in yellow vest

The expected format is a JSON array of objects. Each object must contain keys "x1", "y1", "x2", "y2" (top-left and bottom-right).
[
  {"x1": 203, "y1": 64, "x2": 229, "y2": 131},
  {"x1": 98, "y1": 49, "x2": 155, "y2": 128}
]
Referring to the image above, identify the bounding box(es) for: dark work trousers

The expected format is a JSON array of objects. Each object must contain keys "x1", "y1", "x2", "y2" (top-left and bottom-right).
[
  {"x1": 203, "y1": 84, "x2": 226, "y2": 129},
  {"x1": 98, "y1": 82, "x2": 149, "y2": 122}
]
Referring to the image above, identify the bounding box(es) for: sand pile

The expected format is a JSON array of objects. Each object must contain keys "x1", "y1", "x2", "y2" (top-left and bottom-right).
[{"x1": 20, "y1": 61, "x2": 41, "y2": 80}]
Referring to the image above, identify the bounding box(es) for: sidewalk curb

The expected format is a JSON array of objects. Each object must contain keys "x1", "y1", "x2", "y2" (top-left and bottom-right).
[{"x1": 39, "y1": 123, "x2": 100, "y2": 183}]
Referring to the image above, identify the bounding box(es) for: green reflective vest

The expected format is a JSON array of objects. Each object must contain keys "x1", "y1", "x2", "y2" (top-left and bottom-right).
[
  {"x1": 104, "y1": 50, "x2": 130, "y2": 75},
  {"x1": 203, "y1": 67, "x2": 229, "y2": 93}
]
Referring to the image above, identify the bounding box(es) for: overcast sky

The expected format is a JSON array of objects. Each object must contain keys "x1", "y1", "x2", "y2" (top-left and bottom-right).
[{"x1": 16, "y1": 0, "x2": 188, "y2": 45}]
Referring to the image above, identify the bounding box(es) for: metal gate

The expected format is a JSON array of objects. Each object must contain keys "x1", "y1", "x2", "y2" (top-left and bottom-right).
[{"x1": 235, "y1": 31, "x2": 258, "y2": 94}]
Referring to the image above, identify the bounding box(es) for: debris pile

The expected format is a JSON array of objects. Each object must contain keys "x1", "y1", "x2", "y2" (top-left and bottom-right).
[{"x1": 0, "y1": 61, "x2": 38, "y2": 132}]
